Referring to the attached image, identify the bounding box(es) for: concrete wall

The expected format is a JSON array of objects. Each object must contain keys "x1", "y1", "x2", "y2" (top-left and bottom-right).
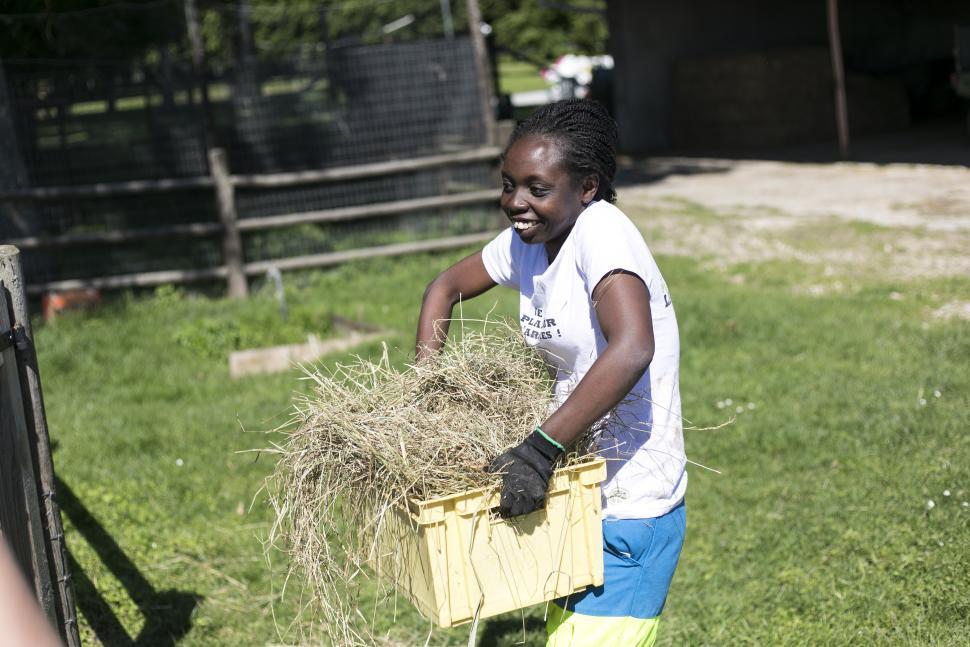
[{"x1": 607, "y1": 0, "x2": 970, "y2": 152}]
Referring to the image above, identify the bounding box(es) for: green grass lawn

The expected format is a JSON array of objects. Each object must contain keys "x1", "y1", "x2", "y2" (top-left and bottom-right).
[
  {"x1": 35, "y1": 231, "x2": 970, "y2": 644},
  {"x1": 498, "y1": 59, "x2": 551, "y2": 95}
]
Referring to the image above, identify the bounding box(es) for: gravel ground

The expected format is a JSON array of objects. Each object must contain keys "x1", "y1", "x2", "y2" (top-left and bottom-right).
[
  {"x1": 615, "y1": 157, "x2": 970, "y2": 317},
  {"x1": 620, "y1": 157, "x2": 970, "y2": 232}
]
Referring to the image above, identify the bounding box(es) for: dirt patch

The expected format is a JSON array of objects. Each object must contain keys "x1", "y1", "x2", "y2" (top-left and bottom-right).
[
  {"x1": 932, "y1": 301, "x2": 970, "y2": 321},
  {"x1": 621, "y1": 158, "x2": 970, "y2": 231},
  {"x1": 618, "y1": 158, "x2": 970, "y2": 281}
]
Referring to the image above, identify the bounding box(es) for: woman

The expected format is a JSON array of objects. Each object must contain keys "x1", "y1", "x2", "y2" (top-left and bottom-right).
[{"x1": 415, "y1": 99, "x2": 686, "y2": 646}]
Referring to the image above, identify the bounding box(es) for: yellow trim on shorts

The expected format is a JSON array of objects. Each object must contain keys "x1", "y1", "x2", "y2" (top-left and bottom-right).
[{"x1": 546, "y1": 603, "x2": 660, "y2": 647}]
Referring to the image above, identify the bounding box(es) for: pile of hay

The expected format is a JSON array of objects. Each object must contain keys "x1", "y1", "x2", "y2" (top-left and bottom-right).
[{"x1": 266, "y1": 321, "x2": 595, "y2": 645}]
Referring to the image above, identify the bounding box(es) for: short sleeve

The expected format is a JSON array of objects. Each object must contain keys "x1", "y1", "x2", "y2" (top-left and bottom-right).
[
  {"x1": 575, "y1": 205, "x2": 655, "y2": 299},
  {"x1": 481, "y1": 227, "x2": 520, "y2": 289}
]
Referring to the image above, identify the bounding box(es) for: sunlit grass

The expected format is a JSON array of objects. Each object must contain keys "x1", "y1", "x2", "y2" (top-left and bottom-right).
[
  {"x1": 498, "y1": 59, "x2": 551, "y2": 95},
  {"x1": 36, "y1": 230, "x2": 970, "y2": 644}
]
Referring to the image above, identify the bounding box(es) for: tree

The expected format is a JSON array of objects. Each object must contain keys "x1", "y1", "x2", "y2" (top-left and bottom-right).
[
  {"x1": 481, "y1": 0, "x2": 608, "y2": 63},
  {"x1": 0, "y1": 0, "x2": 183, "y2": 60}
]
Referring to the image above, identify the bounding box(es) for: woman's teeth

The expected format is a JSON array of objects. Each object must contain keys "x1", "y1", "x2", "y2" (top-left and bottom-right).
[{"x1": 513, "y1": 221, "x2": 537, "y2": 231}]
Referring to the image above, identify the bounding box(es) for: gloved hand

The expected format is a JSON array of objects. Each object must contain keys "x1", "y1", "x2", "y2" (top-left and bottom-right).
[{"x1": 486, "y1": 429, "x2": 564, "y2": 518}]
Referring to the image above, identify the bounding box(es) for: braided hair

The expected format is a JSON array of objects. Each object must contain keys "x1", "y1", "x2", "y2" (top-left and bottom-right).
[{"x1": 506, "y1": 98, "x2": 618, "y2": 204}]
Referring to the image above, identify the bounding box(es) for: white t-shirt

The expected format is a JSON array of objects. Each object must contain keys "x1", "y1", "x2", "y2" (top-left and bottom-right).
[{"x1": 481, "y1": 200, "x2": 687, "y2": 519}]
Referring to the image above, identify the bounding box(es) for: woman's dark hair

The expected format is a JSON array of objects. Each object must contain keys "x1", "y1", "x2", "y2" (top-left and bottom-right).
[{"x1": 506, "y1": 98, "x2": 618, "y2": 203}]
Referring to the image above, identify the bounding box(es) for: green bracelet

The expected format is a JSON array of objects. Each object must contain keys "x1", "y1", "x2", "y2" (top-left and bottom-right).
[{"x1": 535, "y1": 426, "x2": 565, "y2": 452}]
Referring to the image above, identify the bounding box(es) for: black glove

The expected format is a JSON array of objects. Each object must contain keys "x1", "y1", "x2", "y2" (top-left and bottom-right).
[{"x1": 486, "y1": 429, "x2": 564, "y2": 518}]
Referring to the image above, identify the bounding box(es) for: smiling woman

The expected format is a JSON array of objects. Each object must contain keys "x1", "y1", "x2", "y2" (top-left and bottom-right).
[{"x1": 415, "y1": 99, "x2": 687, "y2": 647}]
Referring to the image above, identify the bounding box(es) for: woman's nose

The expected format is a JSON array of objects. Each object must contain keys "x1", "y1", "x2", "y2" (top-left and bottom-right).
[{"x1": 504, "y1": 188, "x2": 528, "y2": 214}]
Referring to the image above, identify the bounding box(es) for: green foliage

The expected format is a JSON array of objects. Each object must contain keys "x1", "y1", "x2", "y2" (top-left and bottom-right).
[
  {"x1": 324, "y1": 0, "x2": 469, "y2": 46},
  {"x1": 1, "y1": 0, "x2": 607, "y2": 69},
  {"x1": 497, "y1": 58, "x2": 550, "y2": 94},
  {"x1": 197, "y1": 0, "x2": 471, "y2": 65},
  {"x1": 164, "y1": 287, "x2": 334, "y2": 360},
  {"x1": 35, "y1": 226, "x2": 970, "y2": 645},
  {"x1": 0, "y1": 0, "x2": 183, "y2": 60},
  {"x1": 483, "y1": 0, "x2": 608, "y2": 61},
  {"x1": 172, "y1": 317, "x2": 246, "y2": 359}
]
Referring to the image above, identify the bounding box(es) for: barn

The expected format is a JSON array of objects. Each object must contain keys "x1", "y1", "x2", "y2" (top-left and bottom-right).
[{"x1": 605, "y1": 0, "x2": 970, "y2": 158}]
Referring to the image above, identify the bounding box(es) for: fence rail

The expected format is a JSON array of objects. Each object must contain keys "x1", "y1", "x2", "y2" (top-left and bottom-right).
[
  {"x1": 1, "y1": 1, "x2": 502, "y2": 297},
  {"x1": 0, "y1": 147, "x2": 501, "y2": 202},
  {"x1": 28, "y1": 230, "x2": 501, "y2": 295},
  {"x1": 0, "y1": 177, "x2": 216, "y2": 201},
  {"x1": 6, "y1": 223, "x2": 224, "y2": 250},
  {"x1": 2, "y1": 146, "x2": 504, "y2": 295}
]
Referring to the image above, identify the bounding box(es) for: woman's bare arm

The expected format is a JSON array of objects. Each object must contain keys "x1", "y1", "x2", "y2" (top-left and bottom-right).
[
  {"x1": 415, "y1": 251, "x2": 497, "y2": 361},
  {"x1": 539, "y1": 271, "x2": 655, "y2": 446}
]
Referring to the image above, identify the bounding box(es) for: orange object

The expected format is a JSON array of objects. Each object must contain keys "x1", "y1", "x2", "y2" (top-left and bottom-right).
[{"x1": 41, "y1": 289, "x2": 101, "y2": 321}]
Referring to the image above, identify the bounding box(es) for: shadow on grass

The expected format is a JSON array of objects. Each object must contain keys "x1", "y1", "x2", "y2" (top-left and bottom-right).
[
  {"x1": 57, "y1": 478, "x2": 200, "y2": 646},
  {"x1": 477, "y1": 614, "x2": 546, "y2": 646}
]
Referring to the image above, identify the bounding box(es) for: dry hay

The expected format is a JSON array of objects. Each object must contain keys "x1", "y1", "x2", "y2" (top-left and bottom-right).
[{"x1": 265, "y1": 320, "x2": 595, "y2": 645}]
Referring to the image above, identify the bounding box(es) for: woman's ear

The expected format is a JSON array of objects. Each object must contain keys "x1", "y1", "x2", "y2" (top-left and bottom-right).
[{"x1": 581, "y1": 173, "x2": 599, "y2": 205}]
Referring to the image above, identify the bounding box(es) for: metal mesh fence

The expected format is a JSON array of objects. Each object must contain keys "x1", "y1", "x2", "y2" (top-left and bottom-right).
[
  {"x1": 0, "y1": 0, "x2": 498, "y2": 289},
  {"x1": 3, "y1": 58, "x2": 210, "y2": 185}
]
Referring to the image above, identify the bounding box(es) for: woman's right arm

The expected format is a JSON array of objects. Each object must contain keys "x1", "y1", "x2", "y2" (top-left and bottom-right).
[{"x1": 415, "y1": 250, "x2": 497, "y2": 362}]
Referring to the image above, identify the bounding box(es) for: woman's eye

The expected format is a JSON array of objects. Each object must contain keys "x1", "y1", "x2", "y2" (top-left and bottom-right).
[
  {"x1": 502, "y1": 181, "x2": 513, "y2": 193},
  {"x1": 530, "y1": 187, "x2": 549, "y2": 197}
]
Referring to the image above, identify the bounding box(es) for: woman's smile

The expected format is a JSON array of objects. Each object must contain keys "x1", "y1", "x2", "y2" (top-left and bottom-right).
[
  {"x1": 512, "y1": 218, "x2": 541, "y2": 237},
  {"x1": 512, "y1": 219, "x2": 539, "y2": 231}
]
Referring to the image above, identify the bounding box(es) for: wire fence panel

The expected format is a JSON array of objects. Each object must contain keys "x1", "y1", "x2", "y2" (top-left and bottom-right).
[
  {"x1": 235, "y1": 161, "x2": 498, "y2": 259},
  {"x1": 1, "y1": 191, "x2": 221, "y2": 285},
  {"x1": 3, "y1": 58, "x2": 210, "y2": 186},
  {"x1": 0, "y1": 1, "x2": 497, "y2": 290}
]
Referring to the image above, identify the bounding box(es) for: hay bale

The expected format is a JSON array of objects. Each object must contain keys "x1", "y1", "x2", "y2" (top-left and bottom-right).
[{"x1": 266, "y1": 320, "x2": 595, "y2": 645}]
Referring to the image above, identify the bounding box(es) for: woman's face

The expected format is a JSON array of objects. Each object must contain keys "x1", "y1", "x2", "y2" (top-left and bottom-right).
[{"x1": 500, "y1": 135, "x2": 598, "y2": 260}]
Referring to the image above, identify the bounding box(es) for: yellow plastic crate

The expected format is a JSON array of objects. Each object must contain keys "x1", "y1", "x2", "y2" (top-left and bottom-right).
[{"x1": 374, "y1": 458, "x2": 606, "y2": 628}]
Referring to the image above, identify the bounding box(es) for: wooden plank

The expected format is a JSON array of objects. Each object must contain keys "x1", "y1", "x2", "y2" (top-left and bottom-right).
[
  {"x1": 0, "y1": 148, "x2": 500, "y2": 202},
  {"x1": 10, "y1": 190, "x2": 498, "y2": 251},
  {"x1": 230, "y1": 147, "x2": 500, "y2": 188},
  {"x1": 229, "y1": 331, "x2": 385, "y2": 378},
  {"x1": 0, "y1": 176, "x2": 213, "y2": 201},
  {"x1": 24, "y1": 231, "x2": 500, "y2": 295},
  {"x1": 236, "y1": 189, "x2": 498, "y2": 231},
  {"x1": 183, "y1": 0, "x2": 213, "y2": 138},
  {"x1": 242, "y1": 231, "x2": 501, "y2": 274},
  {"x1": 0, "y1": 249, "x2": 69, "y2": 643},
  {"x1": 0, "y1": 290, "x2": 43, "y2": 605},
  {"x1": 6, "y1": 222, "x2": 223, "y2": 251},
  {"x1": 25, "y1": 265, "x2": 227, "y2": 295},
  {"x1": 0, "y1": 246, "x2": 81, "y2": 646},
  {"x1": 466, "y1": 0, "x2": 497, "y2": 145},
  {"x1": 208, "y1": 148, "x2": 248, "y2": 298},
  {"x1": 827, "y1": 0, "x2": 850, "y2": 159}
]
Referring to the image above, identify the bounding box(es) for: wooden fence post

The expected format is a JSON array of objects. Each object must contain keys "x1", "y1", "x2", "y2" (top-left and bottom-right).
[
  {"x1": 0, "y1": 245, "x2": 81, "y2": 647},
  {"x1": 208, "y1": 148, "x2": 249, "y2": 298},
  {"x1": 0, "y1": 282, "x2": 50, "y2": 625},
  {"x1": 465, "y1": 0, "x2": 497, "y2": 146},
  {"x1": 183, "y1": 0, "x2": 213, "y2": 139},
  {"x1": 827, "y1": 0, "x2": 850, "y2": 159}
]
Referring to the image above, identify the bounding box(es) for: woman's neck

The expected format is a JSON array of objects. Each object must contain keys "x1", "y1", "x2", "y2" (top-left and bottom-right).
[{"x1": 544, "y1": 224, "x2": 574, "y2": 264}]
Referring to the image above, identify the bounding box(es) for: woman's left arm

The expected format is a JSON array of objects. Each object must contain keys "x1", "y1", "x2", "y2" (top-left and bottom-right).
[
  {"x1": 487, "y1": 271, "x2": 654, "y2": 518},
  {"x1": 541, "y1": 271, "x2": 655, "y2": 446}
]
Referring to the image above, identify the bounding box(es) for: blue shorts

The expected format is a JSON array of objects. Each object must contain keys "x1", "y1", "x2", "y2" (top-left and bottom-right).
[{"x1": 557, "y1": 499, "x2": 686, "y2": 619}]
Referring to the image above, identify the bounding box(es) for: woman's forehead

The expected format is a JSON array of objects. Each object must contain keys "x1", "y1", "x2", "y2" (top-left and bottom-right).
[{"x1": 502, "y1": 135, "x2": 565, "y2": 176}]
